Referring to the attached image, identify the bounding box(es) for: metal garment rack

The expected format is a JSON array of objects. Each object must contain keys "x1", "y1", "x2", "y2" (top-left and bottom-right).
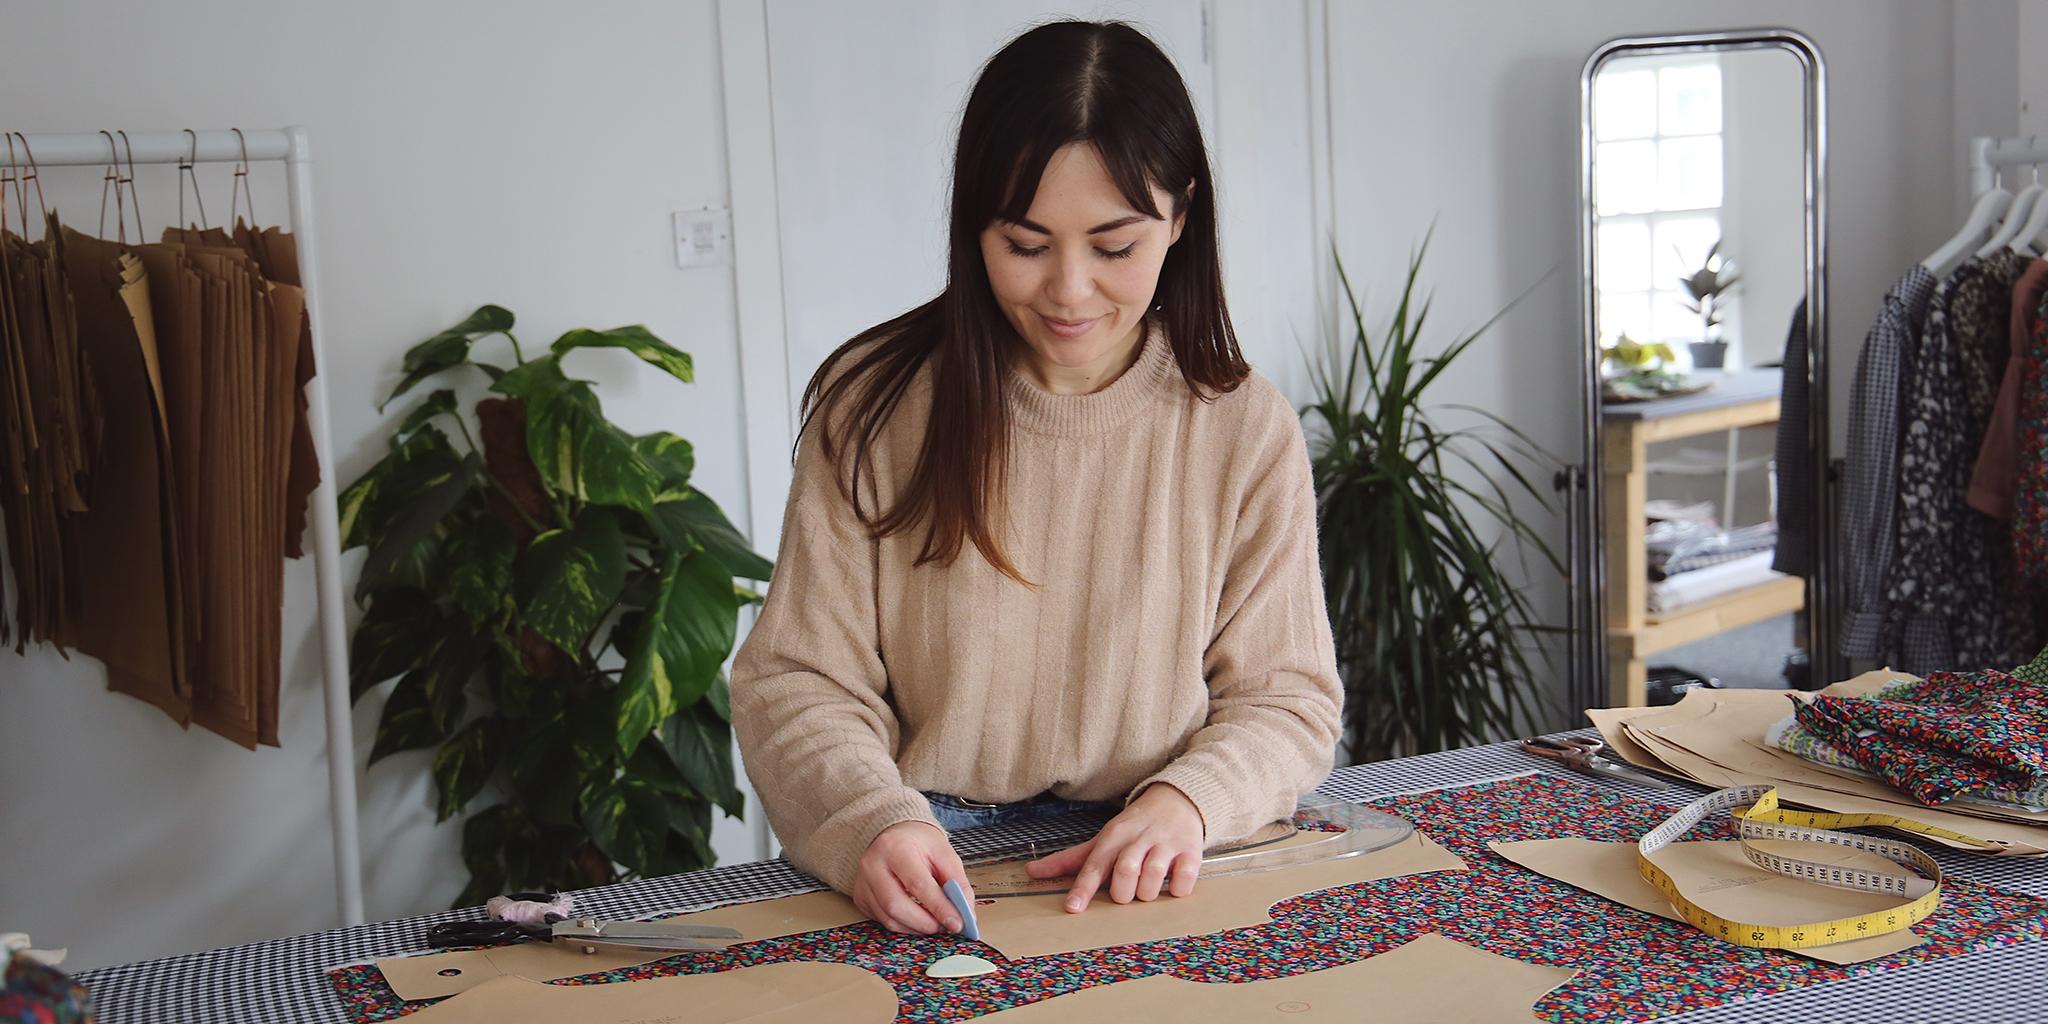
[
  {"x1": 6, "y1": 128, "x2": 362, "y2": 925},
  {"x1": 1973, "y1": 135, "x2": 2048, "y2": 193}
]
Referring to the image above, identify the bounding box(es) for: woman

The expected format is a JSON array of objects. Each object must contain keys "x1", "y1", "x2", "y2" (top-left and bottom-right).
[{"x1": 731, "y1": 20, "x2": 1341, "y2": 936}]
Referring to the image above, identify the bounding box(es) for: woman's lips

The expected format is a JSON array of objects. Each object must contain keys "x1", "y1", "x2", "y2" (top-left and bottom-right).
[{"x1": 1040, "y1": 313, "x2": 1100, "y2": 338}]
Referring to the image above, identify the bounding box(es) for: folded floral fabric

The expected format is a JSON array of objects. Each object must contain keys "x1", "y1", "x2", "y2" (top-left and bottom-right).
[
  {"x1": 1791, "y1": 669, "x2": 2048, "y2": 806},
  {"x1": 1767, "y1": 709, "x2": 2048, "y2": 811}
]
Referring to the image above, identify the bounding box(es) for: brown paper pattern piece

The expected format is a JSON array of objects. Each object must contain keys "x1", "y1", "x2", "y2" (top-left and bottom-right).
[{"x1": 1489, "y1": 836, "x2": 1924, "y2": 964}]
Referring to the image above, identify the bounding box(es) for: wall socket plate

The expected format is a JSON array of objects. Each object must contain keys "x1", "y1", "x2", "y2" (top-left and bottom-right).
[{"x1": 674, "y1": 207, "x2": 733, "y2": 268}]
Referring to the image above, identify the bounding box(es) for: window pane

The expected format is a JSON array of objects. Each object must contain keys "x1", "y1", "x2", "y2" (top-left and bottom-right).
[
  {"x1": 1658, "y1": 136, "x2": 1722, "y2": 210},
  {"x1": 1597, "y1": 140, "x2": 1658, "y2": 215},
  {"x1": 1653, "y1": 216, "x2": 1721, "y2": 292},
  {"x1": 1596, "y1": 69, "x2": 1657, "y2": 141},
  {"x1": 1599, "y1": 291, "x2": 1653, "y2": 349},
  {"x1": 1653, "y1": 289, "x2": 1701, "y2": 343},
  {"x1": 1659, "y1": 63, "x2": 1722, "y2": 136},
  {"x1": 1598, "y1": 220, "x2": 1652, "y2": 292}
]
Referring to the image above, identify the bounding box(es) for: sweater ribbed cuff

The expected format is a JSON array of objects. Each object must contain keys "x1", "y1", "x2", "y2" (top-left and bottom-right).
[
  {"x1": 802, "y1": 786, "x2": 940, "y2": 893},
  {"x1": 1132, "y1": 764, "x2": 1241, "y2": 847}
]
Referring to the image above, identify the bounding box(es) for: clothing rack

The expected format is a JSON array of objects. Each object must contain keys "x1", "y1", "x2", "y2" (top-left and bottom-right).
[
  {"x1": 8, "y1": 128, "x2": 362, "y2": 925},
  {"x1": 1972, "y1": 135, "x2": 2048, "y2": 193}
]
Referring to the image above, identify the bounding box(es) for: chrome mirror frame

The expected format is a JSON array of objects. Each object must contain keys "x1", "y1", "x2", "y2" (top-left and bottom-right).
[{"x1": 1569, "y1": 28, "x2": 1829, "y2": 710}]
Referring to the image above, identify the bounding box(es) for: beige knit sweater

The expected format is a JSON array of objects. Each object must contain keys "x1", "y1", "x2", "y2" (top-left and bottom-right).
[{"x1": 730, "y1": 322, "x2": 1344, "y2": 892}]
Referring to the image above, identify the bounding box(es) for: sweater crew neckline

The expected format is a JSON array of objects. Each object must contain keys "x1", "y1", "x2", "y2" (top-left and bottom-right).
[{"x1": 1003, "y1": 316, "x2": 1182, "y2": 437}]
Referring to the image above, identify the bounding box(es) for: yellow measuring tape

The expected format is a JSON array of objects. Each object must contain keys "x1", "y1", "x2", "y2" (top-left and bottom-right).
[{"x1": 1635, "y1": 786, "x2": 2007, "y2": 950}]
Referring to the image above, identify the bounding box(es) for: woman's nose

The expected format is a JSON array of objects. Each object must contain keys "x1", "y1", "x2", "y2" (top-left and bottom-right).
[{"x1": 1045, "y1": 252, "x2": 1094, "y2": 307}]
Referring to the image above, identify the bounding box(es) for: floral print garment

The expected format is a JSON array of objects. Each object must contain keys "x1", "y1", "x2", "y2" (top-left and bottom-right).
[
  {"x1": 2014, "y1": 290, "x2": 2048, "y2": 584},
  {"x1": 1887, "y1": 249, "x2": 2040, "y2": 673},
  {"x1": 1793, "y1": 669, "x2": 2048, "y2": 806}
]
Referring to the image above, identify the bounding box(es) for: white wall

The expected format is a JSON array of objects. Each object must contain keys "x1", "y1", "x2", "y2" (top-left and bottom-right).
[
  {"x1": 0, "y1": 0, "x2": 754, "y2": 970},
  {"x1": 0, "y1": 0, "x2": 2018, "y2": 975}
]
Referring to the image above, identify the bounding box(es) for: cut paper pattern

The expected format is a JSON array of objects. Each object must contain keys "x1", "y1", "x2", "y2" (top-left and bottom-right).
[
  {"x1": 329, "y1": 774, "x2": 2048, "y2": 1024},
  {"x1": 975, "y1": 932, "x2": 1575, "y2": 1022},
  {"x1": 1490, "y1": 838, "x2": 1921, "y2": 964},
  {"x1": 397, "y1": 962, "x2": 894, "y2": 1024}
]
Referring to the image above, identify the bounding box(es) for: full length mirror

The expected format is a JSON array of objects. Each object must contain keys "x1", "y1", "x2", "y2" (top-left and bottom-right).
[{"x1": 1576, "y1": 31, "x2": 1827, "y2": 709}]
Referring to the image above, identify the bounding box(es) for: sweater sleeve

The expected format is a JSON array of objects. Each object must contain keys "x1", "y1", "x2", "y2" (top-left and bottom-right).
[
  {"x1": 1135, "y1": 400, "x2": 1344, "y2": 843},
  {"x1": 729, "y1": 418, "x2": 937, "y2": 893}
]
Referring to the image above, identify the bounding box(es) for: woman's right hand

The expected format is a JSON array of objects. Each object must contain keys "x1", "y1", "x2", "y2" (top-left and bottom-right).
[{"x1": 853, "y1": 820, "x2": 974, "y2": 934}]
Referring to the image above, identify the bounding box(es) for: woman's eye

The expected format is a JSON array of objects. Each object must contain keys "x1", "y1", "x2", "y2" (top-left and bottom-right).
[{"x1": 1003, "y1": 240, "x2": 1137, "y2": 260}]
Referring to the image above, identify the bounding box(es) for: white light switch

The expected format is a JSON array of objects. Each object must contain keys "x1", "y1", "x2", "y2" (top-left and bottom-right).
[{"x1": 673, "y1": 207, "x2": 732, "y2": 268}]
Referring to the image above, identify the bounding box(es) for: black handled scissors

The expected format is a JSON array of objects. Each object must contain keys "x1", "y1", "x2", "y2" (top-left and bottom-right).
[{"x1": 1521, "y1": 735, "x2": 1668, "y2": 788}]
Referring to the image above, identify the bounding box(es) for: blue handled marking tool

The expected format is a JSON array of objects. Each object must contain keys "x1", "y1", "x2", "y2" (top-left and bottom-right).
[{"x1": 943, "y1": 878, "x2": 980, "y2": 940}]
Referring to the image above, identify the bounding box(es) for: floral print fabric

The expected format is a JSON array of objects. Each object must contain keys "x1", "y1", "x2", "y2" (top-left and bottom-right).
[
  {"x1": 1889, "y1": 249, "x2": 2041, "y2": 673},
  {"x1": 1793, "y1": 670, "x2": 2048, "y2": 806},
  {"x1": 329, "y1": 775, "x2": 2048, "y2": 1024}
]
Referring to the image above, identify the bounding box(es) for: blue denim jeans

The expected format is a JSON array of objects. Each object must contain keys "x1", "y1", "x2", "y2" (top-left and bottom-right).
[{"x1": 923, "y1": 792, "x2": 1119, "y2": 832}]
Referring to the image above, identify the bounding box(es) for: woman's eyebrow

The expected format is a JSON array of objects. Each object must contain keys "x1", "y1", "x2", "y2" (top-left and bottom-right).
[{"x1": 1010, "y1": 214, "x2": 1150, "y2": 235}]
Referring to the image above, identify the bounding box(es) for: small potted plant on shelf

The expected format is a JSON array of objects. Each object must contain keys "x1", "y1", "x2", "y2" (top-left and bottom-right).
[
  {"x1": 1677, "y1": 240, "x2": 1740, "y2": 370},
  {"x1": 340, "y1": 305, "x2": 770, "y2": 904}
]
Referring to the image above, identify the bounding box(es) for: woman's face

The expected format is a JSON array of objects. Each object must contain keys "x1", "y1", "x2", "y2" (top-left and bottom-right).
[{"x1": 981, "y1": 143, "x2": 1186, "y2": 383}]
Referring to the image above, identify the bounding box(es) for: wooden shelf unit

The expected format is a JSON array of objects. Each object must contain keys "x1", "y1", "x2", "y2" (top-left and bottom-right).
[{"x1": 1602, "y1": 373, "x2": 1803, "y2": 707}]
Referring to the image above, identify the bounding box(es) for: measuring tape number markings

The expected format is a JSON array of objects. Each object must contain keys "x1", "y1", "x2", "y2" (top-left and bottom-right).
[{"x1": 1635, "y1": 785, "x2": 2007, "y2": 950}]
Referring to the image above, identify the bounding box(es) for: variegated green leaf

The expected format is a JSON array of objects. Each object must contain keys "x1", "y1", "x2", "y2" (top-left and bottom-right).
[
  {"x1": 553, "y1": 325, "x2": 694, "y2": 384},
  {"x1": 525, "y1": 379, "x2": 660, "y2": 511},
  {"x1": 337, "y1": 424, "x2": 462, "y2": 552},
  {"x1": 645, "y1": 486, "x2": 773, "y2": 581},
  {"x1": 356, "y1": 453, "x2": 481, "y2": 602},
  {"x1": 661, "y1": 696, "x2": 743, "y2": 817},
  {"x1": 350, "y1": 590, "x2": 440, "y2": 701},
  {"x1": 368, "y1": 669, "x2": 444, "y2": 764},
  {"x1": 447, "y1": 520, "x2": 516, "y2": 625},
  {"x1": 632, "y1": 432, "x2": 695, "y2": 503},
  {"x1": 397, "y1": 389, "x2": 460, "y2": 442},
  {"x1": 615, "y1": 549, "x2": 737, "y2": 754},
  {"x1": 515, "y1": 511, "x2": 628, "y2": 656},
  {"x1": 384, "y1": 305, "x2": 515, "y2": 408},
  {"x1": 433, "y1": 719, "x2": 496, "y2": 822}
]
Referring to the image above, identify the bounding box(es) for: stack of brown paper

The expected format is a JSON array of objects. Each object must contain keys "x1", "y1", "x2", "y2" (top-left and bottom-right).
[
  {"x1": 978, "y1": 933, "x2": 1578, "y2": 1022},
  {"x1": 0, "y1": 210, "x2": 99, "y2": 650},
  {"x1": 1586, "y1": 674, "x2": 2048, "y2": 855},
  {"x1": 0, "y1": 208, "x2": 318, "y2": 748}
]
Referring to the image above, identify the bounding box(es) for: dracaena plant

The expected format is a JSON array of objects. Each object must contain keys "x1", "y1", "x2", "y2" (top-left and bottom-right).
[
  {"x1": 341, "y1": 305, "x2": 771, "y2": 906},
  {"x1": 1303, "y1": 239, "x2": 1563, "y2": 760}
]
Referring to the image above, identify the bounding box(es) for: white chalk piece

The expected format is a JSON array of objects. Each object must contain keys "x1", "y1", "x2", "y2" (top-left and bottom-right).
[{"x1": 925, "y1": 954, "x2": 1001, "y2": 979}]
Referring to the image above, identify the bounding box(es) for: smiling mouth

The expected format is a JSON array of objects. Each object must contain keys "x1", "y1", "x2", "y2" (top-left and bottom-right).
[{"x1": 1039, "y1": 312, "x2": 1101, "y2": 337}]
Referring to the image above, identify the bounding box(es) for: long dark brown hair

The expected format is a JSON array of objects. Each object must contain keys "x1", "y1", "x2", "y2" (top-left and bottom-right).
[{"x1": 799, "y1": 19, "x2": 1248, "y2": 584}]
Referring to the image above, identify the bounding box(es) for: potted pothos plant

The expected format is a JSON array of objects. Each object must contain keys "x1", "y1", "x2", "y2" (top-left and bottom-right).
[
  {"x1": 1303, "y1": 238, "x2": 1563, "y2": 761},
  {"x1": 341, "y1": 305, "x2": 771, "y2": 905}
]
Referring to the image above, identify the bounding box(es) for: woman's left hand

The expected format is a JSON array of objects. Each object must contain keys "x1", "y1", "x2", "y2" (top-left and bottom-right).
[{"x1": 1023, "y1": 783, "x2": 1205, "y2": 912}]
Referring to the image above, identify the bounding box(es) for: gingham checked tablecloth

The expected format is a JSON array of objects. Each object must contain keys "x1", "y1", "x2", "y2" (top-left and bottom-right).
[{"x1": 75, "y1": 732, "x2": 2048, "y2": 1023}]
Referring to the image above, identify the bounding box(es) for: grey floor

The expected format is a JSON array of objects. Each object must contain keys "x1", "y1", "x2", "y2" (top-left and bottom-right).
[{"x1": 1648, "y1": 612, "x2": 1802, "y2": 690}]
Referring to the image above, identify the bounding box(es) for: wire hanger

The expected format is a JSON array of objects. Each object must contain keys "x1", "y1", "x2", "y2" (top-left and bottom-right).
[
  {"x1": 178, "y1": 128, "x2": 211, "y2": 232},
  {"x1": 229, "y1": 127, "x2": 257, "y2": 229}
]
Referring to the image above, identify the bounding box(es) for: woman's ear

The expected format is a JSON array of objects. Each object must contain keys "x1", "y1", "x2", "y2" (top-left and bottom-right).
[{"x1": 1168, "y1": 182, "x2": 1195, "y2": 245}]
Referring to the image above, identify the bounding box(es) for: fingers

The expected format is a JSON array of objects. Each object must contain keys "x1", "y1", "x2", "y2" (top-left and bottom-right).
[
  {"x1": 1136, "y1": 847, "x2": 1173, "y2": 902},
  {"x1": 1168, "y1": 850, "x2": 1201, "y2": 898},
  {"x1": 1026, "y1": 839, "x2": 1094, "y2": 880},
  {"x1": 898, "y1": 857, "x2": 963, "y2": 934},
  {"x1": 1065, "y1": 839, "x2": 1118, "y2": 913},
  {"x1": 1108, "y1": 842, "x2": 1150, "y2": 905},
  {"x1": 936, "y1": 846, "x2": 977, "y2": 908}
]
